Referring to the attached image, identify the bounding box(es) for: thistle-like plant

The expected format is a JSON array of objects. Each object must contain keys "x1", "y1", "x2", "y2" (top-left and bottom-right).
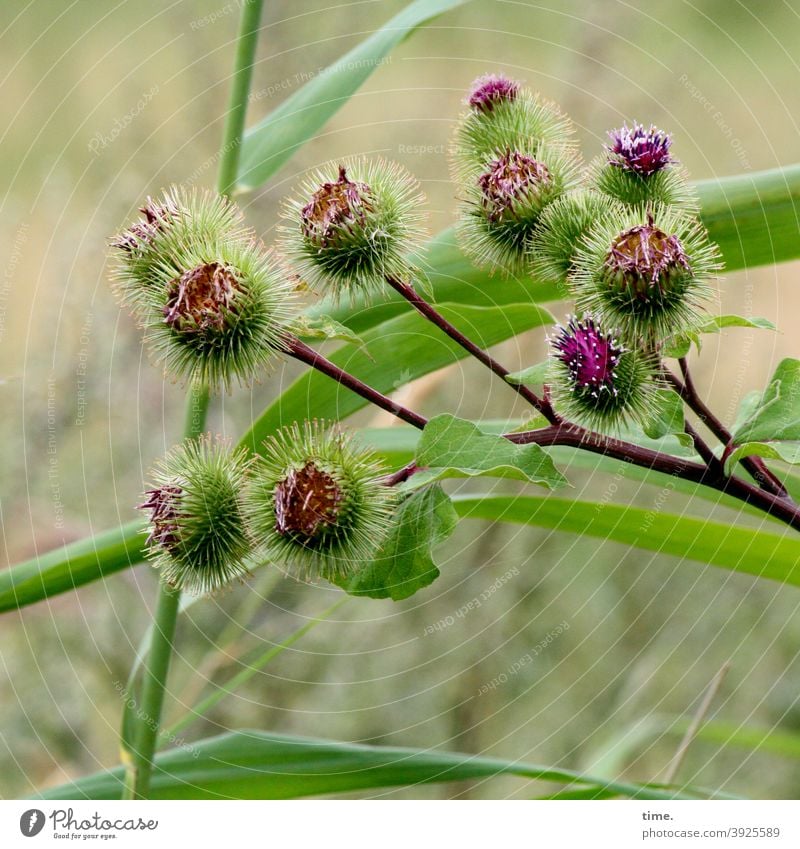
[
  {"x1": 548, "y1": 315, "x2": 660, "y2": 430},
  {"x1": 568, "y1": 205, "x2": 721, "y2": 343},
  {"x1": 450, "y1": 73, "x2": 577, "y2": 186},
  {"x1": 587, "y1": 123, "x2": 698, "y2": 211},
  {"x1": 530, "y1": 189, "x2": 619, "y2": 287},
  {"x1": 279, "y1": 158, "x2": 426, "y2": 299},
  {"x1": 140, "y1": 436, "x2": 253, "y2": 594},
  {"x1": 247, "y1": 421, "x2": 395, "y2": 582},
  {"x1": 456, "y1": 144, "x2": 580, "y2": 273}
]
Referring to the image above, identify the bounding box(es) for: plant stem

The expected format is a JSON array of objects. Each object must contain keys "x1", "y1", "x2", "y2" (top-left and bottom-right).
[
  {"x1": 286, "y1": 335, "x2": 428, "y2": 430},
  {"x1": 216, "y1": 0, "x2": 265, "y2": 196},
  {"x1": 385, "y1": 276, "x2": 559, "y2": 424},
  {"x1": 669, "y1": 360, "x2": 788, "y2": 498},
  {"x1": 130, "y1": 383, "x2": 210, "y2": 799},
  {"x1": 127, "y1": 0, "x2": 263, "y2": 799}
]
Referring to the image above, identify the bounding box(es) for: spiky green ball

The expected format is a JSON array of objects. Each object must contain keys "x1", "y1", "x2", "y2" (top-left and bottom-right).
[
  {"x1": 110, "y1": 187, "x2": 250, "y2": 310},
  {"x1": 137, "y1": 234, "x2": 295, "y2": 390},
  {"x1": 587, "y1": 155, "x2": 698, "y2": 211},
  {"x1": 450, "y1": 87, "x2": 577, "y2": 186},
  {"x1": 569, "y1": 204, "x2": 721, "y2": 344},
  {"x1": 279, "y1": 158, "x2": 426, "y2": 299},
  {"x1": 548, "y1": 316, "x2": 661, "y2": 432},
  {"x1": 140, "y1": 437, "x2": 253, "y2": 594},
  {"x1": 456, "y1": 144, "x2": 580, "y2": 274},
  {"x1": 530, "y1": 190, "x2": 619, "y2": 288},
  {"x1": 247, "y1": 422, "x2": 395, "y2": 582}
]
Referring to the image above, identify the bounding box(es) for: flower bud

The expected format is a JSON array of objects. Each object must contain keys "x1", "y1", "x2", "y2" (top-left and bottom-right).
[
  {"x1": 569, "y1": 206, "x2": 720, "y2": 343},
  {"x1": 549, "y1": 316, "x2": 659, "y2": 430},
  {"x1": 247, "y1": 422, "x2": 395, "y2": 582},
  {"x1": 457, "y1": 145, "x2": 579, "y2": 273},
  {"x1": 467, "y1": 74, "x2": 520, "y2": 114},
  {"x1": 450, "y1": 75, "x2": 577, "y2": 187},
  {"x1": 280, "y1": 158, "x2": 426, "y2": 299},
  {"x1": 588, "y1": 123, "x2": 697, "y2": 211},
  {"x1": 140, "y1": 437, "x2": 253, "y2": 594}
]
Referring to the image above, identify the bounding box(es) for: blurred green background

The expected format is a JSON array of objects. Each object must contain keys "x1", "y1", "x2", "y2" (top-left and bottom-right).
[{"x1": 2, "y1": 0, "x2": 800, "y2": 799}]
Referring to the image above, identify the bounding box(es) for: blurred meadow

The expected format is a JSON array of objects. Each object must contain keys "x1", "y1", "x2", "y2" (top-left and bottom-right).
[{"x1": 2, "y1": 0, "x2": 800, "y2": 799}]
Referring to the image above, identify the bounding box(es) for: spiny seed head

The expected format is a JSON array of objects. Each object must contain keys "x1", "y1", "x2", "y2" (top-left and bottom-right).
[
  {"x1": 110, "y1": 186, "x2": 250, "y2": 310},
  {"x1": 137, "y1": 235, "x2": 295, "y2": 391},
  {"x1": 604, "y1": 214, "x2": 690, "y2": 299},
  {"x1": 530, "y1": 190, "x2": 620, "y2": 287},
  {"x1": 478, "y1": 150, "x2": 552, "y2": 223},
  {"x1": 300, "y1": 166, "x2": 373, "y2": 248},
  {"x1": 140, "y1": 437, "x2": 253, "y2": 594},
  {"x1": 548, "y1": 315, "x2": 660, "y2": 431},
  {"x1": 280, "y1": 158, "x2": 426, "y2": 300},
  {"x1": 467, "y1": 73, "x2": 520, "y2": 113},
  {"x1": 457, "y1": 143, "x2": 579, "y2": 274},
  {"x1": 608, "y1": 123, "x2": 672, "y2": 176},
  {"x1": 247, "y1": 421, "x2": 395, "y2": 583},
  {"x1": 568, "y1": 204, "x2": 721, "y2": 343}
]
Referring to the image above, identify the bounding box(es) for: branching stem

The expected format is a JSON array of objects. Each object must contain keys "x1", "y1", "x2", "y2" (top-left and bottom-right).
[{"x1": 385, "y1": 276, "x2": 559, "y2": 424}]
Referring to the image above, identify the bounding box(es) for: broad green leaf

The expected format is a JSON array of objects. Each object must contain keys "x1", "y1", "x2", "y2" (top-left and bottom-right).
[
  {"x1": 409, "y1": 414, "x2": 566, "y2": 489},
  {"x1": 643, "y1": 389, "x2": 685, "y2": 440},
  {"x1": 306, "y1": 227, "x2": 563, "y2": 333},
  {"x1": 696, "y1": 165, "x2": 800, "y2": 271},
  {"x1": 452, "y1": 494, "x2": 800, "y2": 586},
  {"x1": 664, "y1": 315, "x2": 776, "y2": 359},
  {"x1": 506, "y1": 360, "x2": 549, "y2": 386},
  {"x1": 238, "y1": 302, "x2": 555, "y2": 455},
  {"x1": 732, "y1": 358, "x2": 800, "y2": 443},
  {"x1": 38, "y1": 729, "x2": 708, "y2": 800},
  {"x1": 724, "y1": 440, "x2": 800, "y2": 476},
  {"x1": 236, "y1": 0, "x2": 471, "y2": 190},
  {"x1": 289, "y1": 313, "x2": 365, "y2": 346},
  {"x1": 336, "y1": 484, "x2": 457, "y2": 600},
  {"x1": 0, "y1": 520, "x2": 145, "y2": 614}
]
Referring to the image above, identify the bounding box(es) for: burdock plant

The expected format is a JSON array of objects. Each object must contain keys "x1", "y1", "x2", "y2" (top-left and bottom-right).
[
  {"x1": 247, "y1": 422, "x2": 395, "y2": 582},
  {"x1": 279, "y1": 158, "x2": 426, "y2": 299},
  {"x1": 11, "y1": 0, "x2": 800, "y2": 807}
]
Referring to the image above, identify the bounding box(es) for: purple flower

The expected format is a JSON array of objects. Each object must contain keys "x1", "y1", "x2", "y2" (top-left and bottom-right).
[
  {"x1": 605, "y1": 215, "x2": 689, "y2": 298},
  {"x1": 553, "y1": 317, "x2": 623, "y2": 395},
  {"x1": 478, "y1": 150, "x2": 551, "y2": 222},
  {"x1": 467, "y1": 74, "x2": 520, "y2": 114},
  {"x1": 607, "y1": 123, "x2": 672, "y2": 176},
  {"x1": 300, "y1": 166, "x2": 373, "y2": 247}
]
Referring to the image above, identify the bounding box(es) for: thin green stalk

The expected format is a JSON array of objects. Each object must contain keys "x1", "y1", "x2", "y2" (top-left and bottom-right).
[
  {"x1": 126, "y1": 0, "x2": 264, "y2": 799},
  {"x1": 128, "y1": 385, "x2": 210, "y2": 799},
  {"x1": 217, "y1": 0, "x2": 265, "y2": 196}
]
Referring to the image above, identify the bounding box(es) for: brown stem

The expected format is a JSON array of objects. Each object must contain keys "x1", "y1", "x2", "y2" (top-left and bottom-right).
[
  {"x1": 286, "y1": 336, "x2": 428, "y2": 430},
  {"x1": 287, "y1": 334, "x2": 800, "y2": 533},
  {"x1": 506, "y1": 424, "x2": 800, "y2": 532},
  {"x1": 385, "y1": 276, "x2": 559, "y2": 424},
  {"x1": 669, "y1": 360, "x2": 789, "y2": 498}
]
